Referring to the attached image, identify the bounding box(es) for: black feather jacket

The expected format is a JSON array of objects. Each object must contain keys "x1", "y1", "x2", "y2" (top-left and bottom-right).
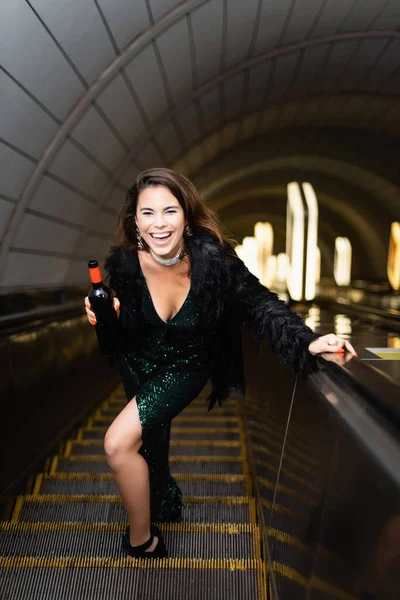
[{"x1": 103, "y1": 233, "x2": 320, "y2": 411}]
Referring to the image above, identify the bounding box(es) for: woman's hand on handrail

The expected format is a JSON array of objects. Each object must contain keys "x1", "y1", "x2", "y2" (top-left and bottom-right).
[
  {"x1": 308, "y1": 333, "x2": 357, "y2": 357},
  {"x1": 84, "y1": 296, "x2": 120, "y2": 325}
]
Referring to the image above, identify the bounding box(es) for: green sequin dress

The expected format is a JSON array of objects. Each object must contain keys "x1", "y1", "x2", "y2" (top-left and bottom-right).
[{"x1": 116, "y1": 275, "x2": 215, "y2": 523}]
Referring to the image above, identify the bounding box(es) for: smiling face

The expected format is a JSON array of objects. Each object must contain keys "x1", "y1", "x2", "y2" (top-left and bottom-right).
[{"x1": 135, "y1": 186, "x2": 186, "y2": 259}]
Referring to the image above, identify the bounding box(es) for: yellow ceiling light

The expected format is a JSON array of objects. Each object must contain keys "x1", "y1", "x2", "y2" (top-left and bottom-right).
[
  {"x1": 265, "y1": 255, "x2": 277, "y2": 287},
  {"x1": 334, "y1": 237, "x2": 352, "y2": 286},
  {"x1": 254, "y1": 222, "x2": 273, "y2": 286},
  {"x1": 388, "y1": 222, "x2": 400, "y2": 291},
  {"x1": 302, "y1": 183, "x2": 319, "y2": 301},
  {"x1": 276, "y1": 253, "x2": 289, "y2": 283},
  {"x1": 315, "y1": 246, "x2": 321, "y2": 285},
  {"x1": 242, "y1": 236, "x2": 260, "y2": 277},
  {"x1": 286, "y1": 182, "x2": 319, "y2": 301},
  {"x1": 286, "y1": 182, "x2": 304, "y2": 301},
  {"x1": 234, "y1": 244, "x2": 244, "y2": 261}
]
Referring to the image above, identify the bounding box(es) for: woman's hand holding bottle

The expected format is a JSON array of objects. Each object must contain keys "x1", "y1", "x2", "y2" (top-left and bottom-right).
[{"x1": 85, "y1": 296, "x2": 120, "y2": 325}]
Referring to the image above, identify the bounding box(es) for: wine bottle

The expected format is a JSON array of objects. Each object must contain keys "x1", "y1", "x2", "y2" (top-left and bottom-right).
[{"x1": 88, "y1": 259, "x2": 119, "y2": 355}]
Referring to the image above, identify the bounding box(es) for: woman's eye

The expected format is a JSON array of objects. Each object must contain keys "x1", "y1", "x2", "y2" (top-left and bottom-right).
[{"x1": 166, "y1": 210, "x2": 177, "y2": 214}]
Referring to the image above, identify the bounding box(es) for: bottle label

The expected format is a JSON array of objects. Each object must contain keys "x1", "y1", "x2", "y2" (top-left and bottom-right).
[{"x1": 89, "y1": 266, "x2": 102, "y2": 284}]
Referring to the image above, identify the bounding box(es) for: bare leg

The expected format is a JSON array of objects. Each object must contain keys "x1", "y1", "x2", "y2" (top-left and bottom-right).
[{"x1": 104, "y1": 396, "x2": 158, "y2": 552}]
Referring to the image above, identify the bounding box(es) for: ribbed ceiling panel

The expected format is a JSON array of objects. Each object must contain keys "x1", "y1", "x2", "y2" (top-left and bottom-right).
[{"x1": 1, "y1": 0, "x2": 400, "y2": 288}]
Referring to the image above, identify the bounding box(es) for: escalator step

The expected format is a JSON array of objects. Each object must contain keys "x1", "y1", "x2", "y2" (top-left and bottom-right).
[
  {"x1": 79, "y1": 428, "x2": 241, "y2": 442},
  {"x1": 89, "y1": 416, "x2": 240, "y2": 428},
  {"x1": 0, "y1": 528, "x2": 258, "y2": 560},
  {"x1": 99, "y1": 400, "x2": 239, "y2": 418},
  {"x1": 92, "y1": 408, "x2": 238, "y2": 422},
  {"x1": 65, "y1": 440, "x2": 242, "y2": 458},
  {"x1": 0, "y1": 382, "x2": 269, "y2": 599},
  {"x1": 35, "y1": 477, "x2": 248, "y2": 497},
  {"x1": 15, "y1": 496, "x2": 255, "y2": 524},
  {"x1": 0, "y1": 562, "x2": 263, "y2": 600},
  {"x1": 53, "y1": 457, "x2": 245, "y2": 475}
]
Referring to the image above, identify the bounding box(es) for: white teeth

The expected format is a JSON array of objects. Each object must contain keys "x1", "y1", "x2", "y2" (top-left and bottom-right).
[{"x1": 151, "y1": 233, "x2": 171, "y2": 239}]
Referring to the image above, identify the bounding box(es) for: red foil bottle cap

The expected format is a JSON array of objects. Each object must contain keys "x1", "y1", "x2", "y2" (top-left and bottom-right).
[{"x1": 88, "y1": 260, "x2": 102, "y2": 284}]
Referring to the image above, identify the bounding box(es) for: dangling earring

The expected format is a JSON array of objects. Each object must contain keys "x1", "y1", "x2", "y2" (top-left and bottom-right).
[
  {"x1": 184, "y1": 224, "x2": 193, "y2": 237},
  {"x1": 136, "y1": 227, "x2": 144, "y2": 250}
]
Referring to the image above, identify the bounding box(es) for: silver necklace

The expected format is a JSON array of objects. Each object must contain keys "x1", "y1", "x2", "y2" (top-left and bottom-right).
[{"x1": 150, "y1": 247, "x2": 183, "y2": 266}]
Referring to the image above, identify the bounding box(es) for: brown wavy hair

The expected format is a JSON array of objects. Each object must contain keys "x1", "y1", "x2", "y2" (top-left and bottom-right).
[{"x1": 115, "y1": 168, "x2": 230, "y2": 251}]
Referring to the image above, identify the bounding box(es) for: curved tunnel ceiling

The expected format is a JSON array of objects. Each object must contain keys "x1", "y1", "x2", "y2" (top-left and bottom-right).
[{"x1": 1, "y1": 0, "x2": 400, "y2": 290}]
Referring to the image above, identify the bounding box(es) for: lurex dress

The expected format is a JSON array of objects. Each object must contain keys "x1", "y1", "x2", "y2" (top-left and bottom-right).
[{"x1": 115, "y1": 270, "x2": 216, "y2": 523}]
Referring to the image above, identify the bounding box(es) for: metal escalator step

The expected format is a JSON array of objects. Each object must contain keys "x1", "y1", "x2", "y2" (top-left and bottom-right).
[
  {"x1": 53, "y1": 456, "x2": 245, "y2": 475},
  {"x1": 79, "y1": 428, "x2": 241, "y2": 442},
  {"x1": 14, "y1": 496, "x2": 256, "y2": 524},
  {"x1": 0, "y1": 526, "x2": 258, "y2": 560},
  {"x1": 0, "y1": 562, "x2": 264, "y2": 600},
  {"x1": 170, "y1": 431, "x2": 241, "y2": 441},
  {"x1": 98, "y1": 399, "x2": 238, "y2": 418},
  {"x1": 180, "y1": 409, "x2": 238, "y2": 418},
  {"x1": 35, "y1": 475, "x2": 249, "y2": 497},
  {"x1": 169, "y1": 445, "x2": 241, "y2": 457},
  {"x1": 64, "y1": 440, "x2": 242, "y2": 458},
  {"x1": 84, "y1": 417, "x2": 240, "y2": 431},
  {"x1": 90, "y1": 408, "x2": 238, "y2": 424},
  {"x1": 88, "y1": 415, "x2": 240, "y2": 428},
  {"x1": 173, "y1": 416, "x2": 240, "y2": 426}
]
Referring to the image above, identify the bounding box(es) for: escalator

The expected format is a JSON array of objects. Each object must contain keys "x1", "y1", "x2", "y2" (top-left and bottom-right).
[
  {"x1": 0, "y1": 385, "x2": 267, "y2": 599},
  {"x1": 1, "y1": 296, "x2": 400, "y2": 598}
]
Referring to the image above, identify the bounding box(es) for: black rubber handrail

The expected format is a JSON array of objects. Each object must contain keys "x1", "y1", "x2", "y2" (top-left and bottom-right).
[
  {"x1": 316, "y1": 353, "x2": 400, "y2": 432},
  {"x1": 310, "y1": 369, "x2": 400, "y2": 491},
  {"x1": 0, "y1": 301, "x2": 84, "y2": 334}
]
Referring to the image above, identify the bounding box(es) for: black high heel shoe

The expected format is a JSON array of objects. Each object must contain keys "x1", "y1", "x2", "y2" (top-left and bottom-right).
[
  {"x1": 122, "y1": 523, "x2": 160, "y2": 549},
  {"x1": 125, "y1": 525, "x2": 168, "y2": 559}
]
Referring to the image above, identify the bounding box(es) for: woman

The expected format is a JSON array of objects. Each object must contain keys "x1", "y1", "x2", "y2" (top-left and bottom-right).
[{"x1": 84, "y1": 168, "x2": 356, "y2": 560}]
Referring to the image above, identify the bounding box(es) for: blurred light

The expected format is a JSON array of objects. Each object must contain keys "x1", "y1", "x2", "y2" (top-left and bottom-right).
[
  {"x1": 315, "y1": 246, "x2": 321, "y2": 285},
  {"x1": 286, "y1": 182, "x2": 304, "y2": 301},
  {"x1": 235, "y1": 244, "x2": 244, "y2": 261},
  {"x1": 242, "y1": 236, "x2": 260, "y2": 277},
  {"x1": 254, "y1": 222, "x2": 273, "y2": 286},
  {"x1": 277, "y1": 291, "x2": 289, "y2": 303},
  {"x1": 388, "y1": 222, "x2": 400, "y2": 291},
  {"x1": 305, "y1": 305, "x2": 320, "y2": 330},
  {"x1": 276, "y1": 253, "x2": 289, "y2": 283},
  {"x1": 286, "y1": 182, "x2": 319, "y2": 301},
  {"x1": 334, "y1": 237, "x2": 352, "y2": 286},
  {"x1": 265, "y1": 255, "x2": 277, "y2": 287},
  {"x1": 334, "y1": 314, "x2": 352, "y2": 338},
  {"x1": 388, "y1": 333, "x2": 400, "y2": 348},
  {"x1": 302, "y1": 183, "x2": 318, "y2": 301}
]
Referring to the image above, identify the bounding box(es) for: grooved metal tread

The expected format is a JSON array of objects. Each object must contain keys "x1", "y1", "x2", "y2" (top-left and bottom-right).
[
  {"x1": 13, "y1": 495, "x2": 256, "y2": 525},
  {"x1": 0, "y1": 526, "x2": 259, "y2": 559},
  {"x1": 34, "y1": 476, "x2": 249, "y2": 497},
  {"x1": 52, "y1": 456, "x2": 246, "y2": 475},
  {"x1": 64, "y1": 440, "x2": 242, "y2": 458},
  {"x1": 0, "y1": 563, "x2": 264, "y2": 600},
  {"x1": 0, "y1": 386, "x2": 267, "y2": 600},
  {"x1": 80, "y1": 428, "x2": 241, "y2": 441}
]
